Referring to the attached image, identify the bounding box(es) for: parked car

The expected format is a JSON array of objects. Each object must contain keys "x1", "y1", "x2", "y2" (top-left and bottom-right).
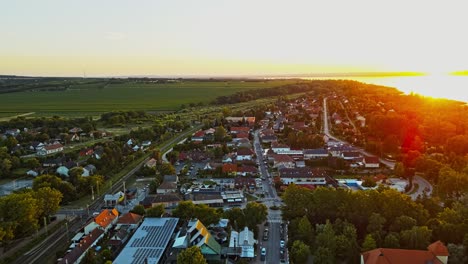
[
  {"x1": 261, "y1": 247, "x2": 266, "y2": 261},
  {"x1": 280, "y1": 240, "x2": 285, "y2": 248}
]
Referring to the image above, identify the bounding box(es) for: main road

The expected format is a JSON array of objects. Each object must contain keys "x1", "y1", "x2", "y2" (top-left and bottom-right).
[{"x1": 253, "y1": 130, "x2": 287, "y2": 264}]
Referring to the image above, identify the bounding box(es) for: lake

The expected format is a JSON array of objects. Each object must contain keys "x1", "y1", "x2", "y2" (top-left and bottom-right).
[{"x1": 301, "y1": 75, "x2": 468, "y2": 102}]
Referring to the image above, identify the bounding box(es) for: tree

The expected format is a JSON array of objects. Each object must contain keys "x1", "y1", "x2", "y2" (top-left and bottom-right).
[
  {"x1": 400, "y1": 226, "x2": 432, "y2": 249},
  {"x1": 172, "y1": 201, "x2": 195, "y2": 221},
  {"x1": 383, "y1": 233, "x2": 400, "y2": 248},
  {"x1": 447, "y1": 243, "x2": 467, "y2": 264},
  {"x1": 35, "y1": 187, "x2": 63, "y2": 221},
  {"x1": 242, "y1": 202, "x2": 267, "y2": 230},
  {"x1": 130, "y1": 204, "x2": 146, "y2": 215},
  {"x1": 146, "y1": 204, "x2": 165, "y2": 217},
  {"x1": 314, "y1": 246, "x2": 334, "y2": 264},
  {"x1": 394, "y1": 162, "x2": 405, "y2": 178},
  {"x1": 361, "y1": 234, "x2": 377, "y2": 252},
  {"x1": 291, "y1": 240, "x2": 310, "y2": 264},
  {"x1": 158, "y1": 163, "x2": 176, "y2": 176},
  {"x1": 297, "y1": 216, "x2": 313, "y2": 244},
  {"x1": 315, "y1": 220, "x2": 336, "y2": 253},
  {"x1": 177, "y1": 246, "x2": 207, "y2": 264},
  {"x1": 367, "y1": 213, "x2": 386, "y2": 246},
  {"x1": 389, "y1": 215, "x2": 416, "y2": 233},
  {"x1": 214, "y1": 126, "x2": 227, "y2": 142},
  {"x1": 362, "y1": 177, "x2": 377, "y2": 188},
  {"x1": 193, "y1": 204, "x2": 221, "y2": 227}
]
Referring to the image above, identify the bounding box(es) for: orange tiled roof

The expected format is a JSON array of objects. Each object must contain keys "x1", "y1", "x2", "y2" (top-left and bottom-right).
[
  {"x1": 362, "y1": 244, "x2": 448, "y2": 264},
  {"x1": 222, "y1": 163, "x2": 238, "y2": 173},
  {"x1": 95, "y1": 208, "x2": 119, "y2": 228}
]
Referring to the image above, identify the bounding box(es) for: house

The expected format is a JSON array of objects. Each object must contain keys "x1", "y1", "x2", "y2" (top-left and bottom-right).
[
  {"x1": 104, "y1": 191, "x2": 124, "y2": 207},
  {"x1": 304, "y1": 149, "x2": 329, "y2": 159},
  {"x1": 141, "y1": 140, "x2": 151, "y2": 147},
  {"x1": 37, "y1": 143, "x2": 64, "y2": 156},
  {"x1": 236, "y1": 132, "x2": 249, "y2": 139},
  {"x1": 236, "y1": 148, "x2": 253, "y2": 161},
  {"x1": 260, "y1": 134, "x2": 278, "y2": 143},
  {"x1": 30, "y1": 141, "x2": 45, "y2": 151},
  {"x1": 69, "y1": 127, "x2": 83, "y2": 134},
  {"x1": 116, "y1": 212, "x2": 143, "y2": 230},
  {"x1": 361, "y1": 240, "x2": 449, "y2": 264},
  {"x1": 272, "y1": 154, "x2": 295, "y2": 168},
  {"x1": 132, "y1": 145, "x2": 140, "y2": 152},
  {"x1": 237, "y1": 166, "x2": 258, "y2": 176},
  {"x1": 5, "y1": 129, "x2": 20, "y2": 137},
  {"x1": 145, "y1": 158, "x2": 157, "y2": 168},
  {"x1": 80, "y1": 165, "x2": 96, "y2": 177},
  {"x1": 363, "y1": 156, "x2": 380, "y2": 168},
  {"x1": 126, "y1": 139, "x2": 134, "y2": 146},
  {"x1": 56, "y1": 166, "x2": 69, "y2": 177},
  {"x1": 79, "y1": 148, "x2": 94, "y2": 157},
  {"x1": 141, "y1": 193, "x2": 182, "y2": 209},
  {"x1": 225, "y1": 116, "x2": 256, "y2": 127},
  {"x1": 230, "y1": 126, "x2": 250, "y2": 135},
  {"x1": 191, "y1": 130, "x2": 205, "y2": 142},
  {"x1": 222, "y1": 154, "x2": 233, "y2": 163},
  {"x1": 157, "y1": 175, "x2": 178, "y2": 194},
  {"x1": 271, "y1": 142, "x2": 290, "y2": 154},
  {"x1": 108, "y1": 225, "x2": 132, "y2": 249},
  {"x1": 279, "y1": 167, "x2": 328, "y2": 185},
  {"x1": 171, "y1": 219, "x2": 222, "y2": 262},
  {"x1": 292, "y1": 122, "x2": 307, "y2": 131},
  {"x1": 234, "y1": 177, "x2": 256, "y2": 190},
  {"x1": 43, "y1": 157, "x2": 65, "y2": 167},
  {"x1": 356, "y1": 115, "x2": 366, "y2": 127},
  {"x1": 27, "y1": 170, "x2": 39, "y2": 177},
  {"x1": 94, "y1": 208, "x2": 119, "y2": 233},
  {"x1": 228, "y1": 227, "x2": 257, "y2": 259},
  {"x1": 341, "y1": 151, "x2": 362, "y2": 161},
  {"x1": 59, "y1": 227, "x2": 105, "y2": 264},
  {"x1": 222, "y1": 163, "x2": 237, "y2": 175}
]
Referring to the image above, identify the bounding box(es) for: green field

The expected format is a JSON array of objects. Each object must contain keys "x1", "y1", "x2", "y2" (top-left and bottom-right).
[{"x1": 0, "y1": 80, "x2": 296, "y2": 117}]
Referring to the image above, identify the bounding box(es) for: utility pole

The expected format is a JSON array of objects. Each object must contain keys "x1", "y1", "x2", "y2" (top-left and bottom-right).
[
  {"x1": 65, "y1": 221, "x2": 69, "y2": 241},
  {"x1": 123, "y1": 181, "x2": 127, "y2": 206},
  {"x1": 91, "y1": 185, "x2": 95, "y2": 201}
]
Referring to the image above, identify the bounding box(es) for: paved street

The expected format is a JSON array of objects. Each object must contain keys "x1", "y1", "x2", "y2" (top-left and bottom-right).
[{"x1": 253, "y1": 130, "x2": 288, "y2": 264}]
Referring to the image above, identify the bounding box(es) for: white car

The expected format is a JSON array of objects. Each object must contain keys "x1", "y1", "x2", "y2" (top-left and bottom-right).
[
  {"x1": 280, "y1": 240, "x2": 285, "y2": 248},
  {"x1": 261, "y1": 247, "x2": 266, "y2": 255}
]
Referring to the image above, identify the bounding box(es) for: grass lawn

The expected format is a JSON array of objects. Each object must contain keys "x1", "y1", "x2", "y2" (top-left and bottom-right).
[
  {"x1": 244, "y1": 193, "x2": 258, "y2": 202},
  {"x1": 0, "y1": 80, "x2": 297, "y2": 117}
]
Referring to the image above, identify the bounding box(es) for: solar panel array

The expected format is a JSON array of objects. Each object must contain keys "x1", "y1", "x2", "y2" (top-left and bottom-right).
[
  {"x1": 131, "y1": 248, "x2": 163, "y2": 264},
  {"x1": 122, "y1": 218, "x2": 178, "y2": 264}
]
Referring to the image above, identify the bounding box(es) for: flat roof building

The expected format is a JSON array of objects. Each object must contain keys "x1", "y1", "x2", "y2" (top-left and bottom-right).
[{"x1": 113, "y1": 217, "x2": 179, "y2": 264}]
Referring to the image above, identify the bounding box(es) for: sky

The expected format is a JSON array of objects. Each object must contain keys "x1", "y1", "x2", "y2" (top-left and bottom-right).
[{"x1": 1, "y1": 0, "x2": 468, "y2": 77}]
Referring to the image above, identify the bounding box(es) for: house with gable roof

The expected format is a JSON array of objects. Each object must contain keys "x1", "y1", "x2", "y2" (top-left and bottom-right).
[{"x1": 361, "y1": 240, "x2": 449, "y2": 264}]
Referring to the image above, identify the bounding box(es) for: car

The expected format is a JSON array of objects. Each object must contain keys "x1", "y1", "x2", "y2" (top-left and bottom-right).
[
  {"x1": 280, "y1": 240, "x2": 285, "y2": 248},
  {"x1": 260, "y1": 247, "x2": 267, "y2": 260}
]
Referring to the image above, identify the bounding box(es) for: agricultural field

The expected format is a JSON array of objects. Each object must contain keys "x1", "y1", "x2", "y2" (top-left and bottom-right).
[{"x1": 0, "y1": 79, "x2": 297, "y2": 117}]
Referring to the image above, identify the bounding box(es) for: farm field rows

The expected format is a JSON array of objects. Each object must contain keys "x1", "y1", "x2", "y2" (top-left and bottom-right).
[{"x1": 0, "y1": 80, "x2": 296, "y2": 117}]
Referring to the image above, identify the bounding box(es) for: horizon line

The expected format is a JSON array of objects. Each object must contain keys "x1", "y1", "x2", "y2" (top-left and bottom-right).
[{"x1": 0, "y1": 71, "x2": 429, "y2": 79}]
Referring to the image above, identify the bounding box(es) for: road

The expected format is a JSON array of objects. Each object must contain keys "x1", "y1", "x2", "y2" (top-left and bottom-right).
[
  {"x1": 410, "y1": 175, "x2": 433, "y2": 200},
  {"x1": 253, "y1": 130, "x2": 288, "y2": 264},
  {"x1": 323, "y1": 97, "x2": 396, "y2": 169}
]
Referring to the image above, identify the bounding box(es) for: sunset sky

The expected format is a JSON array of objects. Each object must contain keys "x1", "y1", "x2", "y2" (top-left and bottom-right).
[{"x1": 1, "y1": 0, "x2": 467, "y2": 77}]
